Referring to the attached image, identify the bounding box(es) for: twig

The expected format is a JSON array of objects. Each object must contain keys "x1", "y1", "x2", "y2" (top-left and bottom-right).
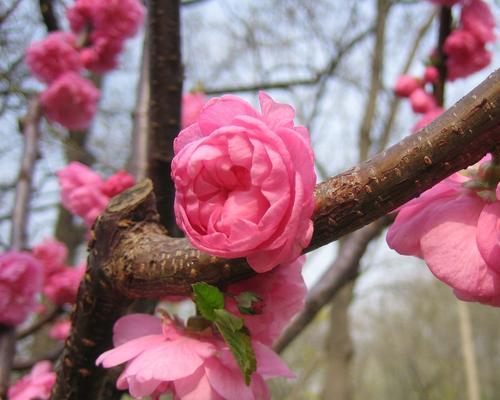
[
  {"x1": 39, "y1": 0, "x2": 59, "y2": 32},
  {"x1": 0, "y1": 98, "x2": 42, "y2": 399},
  {"x1": 16, "y1": 307, "x2": 61, "y2": 340},
  {"x1": 10, "y1": 99, "x2": 42, "y2": 250},
  {"x1": 0, "y1": 0, "x2": 21, "y2": 24},
  {"x1": 377, "y1": 10, "x2": 436, "y2": 152},
  {"x1": 204, "y1": 27, "x2": 374, "y2": 96},
  {"x1": 13, "y1": 344, "x2": 64, "y2": 371},
  {"x1": 433, "y1": 6, "x2": 453, "y2": 105},
  {"x1": 359, "y1": 0, "x2": 391, "y2": 161}
]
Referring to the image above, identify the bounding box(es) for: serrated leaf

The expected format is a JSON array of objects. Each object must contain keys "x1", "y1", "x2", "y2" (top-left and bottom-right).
[
  {"x1": 192, "y1": 282, "x2": 225, "y2": 321},
  {"x1": 214, "y1": 309, "x2": 256, "y2": 384}
]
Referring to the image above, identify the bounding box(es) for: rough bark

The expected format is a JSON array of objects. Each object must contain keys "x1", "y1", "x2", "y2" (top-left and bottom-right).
[
  {"x1": 51, "y1": 69, "x2": 500, "y2": 399},
  {"x1": 147, "y1": 0, "x2": 183, "y2": 234}
]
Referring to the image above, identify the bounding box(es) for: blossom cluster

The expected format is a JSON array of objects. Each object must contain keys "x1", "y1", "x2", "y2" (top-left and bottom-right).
[
  {"x1": 2, "y1": 238, "x2": 86, "y2": 398},
  {"x1": 25, "y1": 0, "x2": 145, "y2": 130},
  {"x1": 394, "y1": 0, "x2": 495, "y2": 131},
  {"x1": 97, "y1": 258, "x2": 306, "y2": 399},
  {"x1": 94, "y1": 92, "x2": 314, "y2": 399},
  {"x1": 58, "y1": 162, "x2": 135, "y2": 228},
  {"x1": 387, "y1": 156, "x2": 500, "y2": 306}
]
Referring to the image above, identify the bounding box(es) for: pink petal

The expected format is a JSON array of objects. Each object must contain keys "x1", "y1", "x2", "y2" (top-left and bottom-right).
[
  {"x1": 476, "y1": 202, "x2": 500, "y2": 272},
  {"x1": 113, "y1": 314, "x2": 163, "y2": 346},
  {"x1": 198, "y1": 95, "x2": 259, "y2": 136},
  {"x1": 174, "y1": 366, "x2": 223, "y2": 400},
  {"x1": 96, "y1": 335, "x2": 165, "y2": 368},
  {"x1": 253, "y1": 341, "x2": 295, "y2": 379},
  {"x1": 258, "y1": 91, "x2": 295, "y2": 130},
  {"x1": 174, "y1": 123, "x2": 204, "y2": 155},
  {"x1": 125, "y1": 338, "x2": 215, "y2": 381},
  {"x1": 420, "y1": 194, "x2": 500, "y2": 298},
  {"x1": 205, "y1": 358, "x2": 254, "y2": 400}
]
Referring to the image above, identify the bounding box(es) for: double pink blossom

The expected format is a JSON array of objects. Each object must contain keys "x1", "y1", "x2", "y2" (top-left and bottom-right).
[
  {"x1": 25, "y1": 32, "x2": 81, "y2": 83},
  {"x1": 444, "y1": 0, "x2": 495, "y2": 80},
  {"x1": 394, "y1": 75, "x2": 421, "y2": 97},
  {"x1": 387, "y1": 157, "x2": 500, "y2": 306},
  {"x1": 8, "y1": 361, "x2": 56, "y2": 400},
  {"x1": 58, "y1": 162, "x2": 135, "y2": 227},
  {"x1": 41, "y1": 72, "x2": 100, "y2": 131},
  {"x1": 97, "y1": 314, "x2": 293, "y2": 399},
  {"x1": 32, "y1": 238, "x2": 67, "y2": 278},
  {"x1": 412, "y1": 107, "x2": 444, "y2": 133},
  {"x1": 172, "y1": 92, "x2": 316, "y2": 273},
  {"x1": 182, "y1": 93, "x2": 208, "y2": 129},
  {"x1": 49, "y1": 320, "x2": 71, "y2": 341},
  {"x1": 409, "y1": 88, "x2": 437, "y2": 114},
  {"x1": 0, "y1": 251, "x2": 43, "y2": 327},
  {"x1": 44, "y1": 264, "x2": 85, "y2": 306},
  {"x1": 67, "y1": 0, "x2": 145, "y2": 74},
  {"x1": 226, "y1": 257, "x2": 306, "y2": 345}
]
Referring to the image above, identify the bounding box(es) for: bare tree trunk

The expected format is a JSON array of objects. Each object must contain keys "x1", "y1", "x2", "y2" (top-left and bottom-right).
[
  {"x1": 457, "y1": 301, "x2": 481, "y2": 400},
  {"x1": 321, "y1": 280, "x2": 356, "y2": 400}
]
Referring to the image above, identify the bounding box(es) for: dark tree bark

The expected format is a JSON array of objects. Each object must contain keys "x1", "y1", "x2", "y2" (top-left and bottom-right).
[{"x1": 147, "y1": 0, "x2": 183, "y2": 235}]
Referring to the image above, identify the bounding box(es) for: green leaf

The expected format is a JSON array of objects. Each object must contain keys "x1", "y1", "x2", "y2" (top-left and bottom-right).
[
  {"x1": 214, "y1": 309, "x2": 256, "y2": 384},
  {"x1": 192, "y1": 282, "x2": 225, "y2": 321}
]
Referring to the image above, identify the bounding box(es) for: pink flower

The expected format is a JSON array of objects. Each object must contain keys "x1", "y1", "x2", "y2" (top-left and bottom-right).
[
  {"x1": 44, "y1": 265, "x2": 85, "y2": 306},
  {"x1": 0, "y1": 251, "x2": 43, "y2": 327},
  {"x1": 172, "y1": 92, "x2": 316, "y2": 273},
  {"x1": 394, "y1": 75, "x2": 420, "y2": 97},
  {"x1": 67, "y1": 0, "x2": 145, "y2": 40},
  {"x1": 32, "y1": 238, "x2": 67, "y2": 278},
  {"x1": 58, "y1": 163, "x2": 135, "y2": 226},
  {"x1": 25, "y1": 32, "x2": 81, "y2": 83},
  {"x1": 182, "y1": 93, "x2": 207, "y2": 129},
  {"x1": 58, "y1": 162, "x2": 107, "y2": 227},
  {"x1": 8, "y1": 361, "x2": 56, "y2": 400},
  {"x1": 428, "y1": 0, "x2": 462, "y2": 5},
  {"x1": 444, "y1": 29, "x2": 492, "y2": 80},
  {"x1": 461, "y1": 0, "x2": 495, "y2": 44},
  {"x1": 49, "y1": 320, "x2": 71, "y2": 341},
  {"x1": 80, "y1": 36, "x2": 123, "y2": 74},
  {"x1": 101, "y1": 171, "x2": 135, "y2": 198},
  {"x1": 412, "y1": 107, "x2": 444, "y2": 133},
  {"x1": 387, "y1": 158, "x2": 500, "y2": 306},
  {"x1": 409, "y1": 88, "x2": 437, "y2": 114},
  {"x1": 226, "y1": 257, "x2": 306, "y2": 345},
  {"x1": 41, "y1": 72, "x2": 100, "y2": 130},
  {"x1": 423, "y1": 66, "x2": 439, "y2": 84},
  {"x1": 97, "y1": 314, "x2": 293, "y2": 400}
]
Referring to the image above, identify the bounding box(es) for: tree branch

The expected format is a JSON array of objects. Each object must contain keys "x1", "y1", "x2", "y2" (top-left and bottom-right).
[
  {"x1": 273, "y1": 219, "x2": 387, "y2": 353},
  {"x1": 0, "y1": 98, "x2": 42, "y2": 399},
  {"x1": 39, "y1": 0, "x2": 59, "y2": 32},
  {"x1": 433, "y1": 6, "x2": 453, "y2": 105},
  {"x1": 147, "y1": 0, "x2": 183, "y2": 234},
  {"x1": 204, "y1": 27, "x2": 374, "y2": 96},
  {"x1": 52, "y1": 69, "x2": 499, "y2": 400}
]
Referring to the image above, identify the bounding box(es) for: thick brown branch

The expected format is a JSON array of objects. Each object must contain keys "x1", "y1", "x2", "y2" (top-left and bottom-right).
[
  {"x1": 273, "y1": 219, "x2": 386, "y2": 353},
  {"x1": 115, "y1": 67, "x2": 500, "y2": 296},
  {"x1": 52, "y1": 69, "x2": 500, "y2": 400},
  {"x1": 147, "y1": 0, "x2": 183, "y2": 234}
]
